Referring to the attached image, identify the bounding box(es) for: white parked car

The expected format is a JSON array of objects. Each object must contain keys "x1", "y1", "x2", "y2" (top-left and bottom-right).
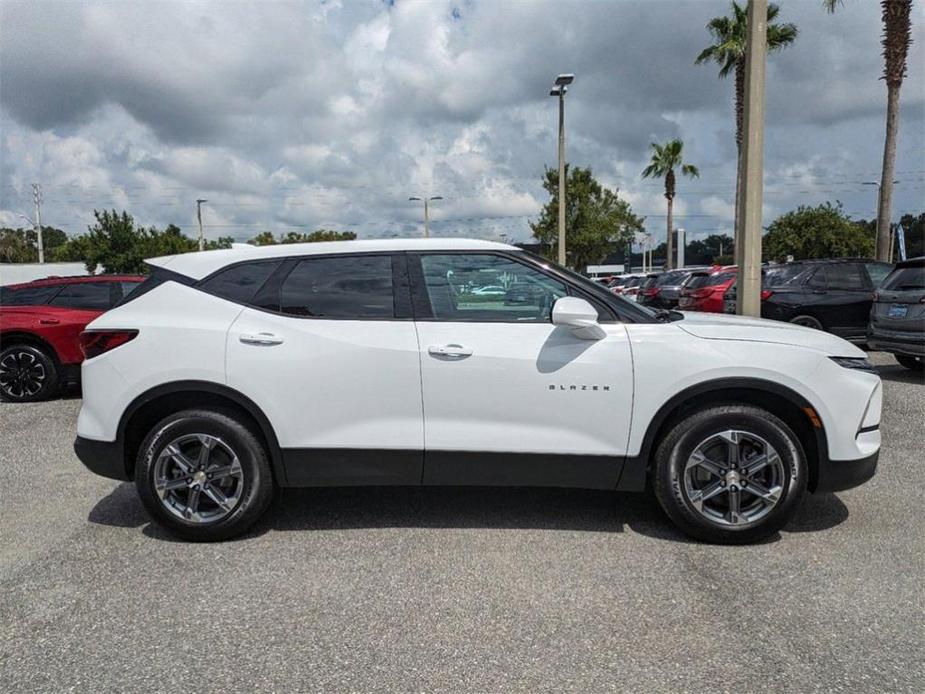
[{"x1": 74, "y1": 239, "x2": 881, "y2": 543}]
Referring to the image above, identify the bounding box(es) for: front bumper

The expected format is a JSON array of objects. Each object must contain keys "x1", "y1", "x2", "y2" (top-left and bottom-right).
[
  {"x1": 813, "y1": 449, "x2": 879, "y2": 493},
  {"x1": 74, "y1": 436, "x2": 130, "y2": 481}
]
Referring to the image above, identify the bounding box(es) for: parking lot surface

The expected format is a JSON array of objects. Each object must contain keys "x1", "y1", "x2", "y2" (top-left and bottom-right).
[{"x1": 1, "y1": 352, "x2": 923, "y2": 692}]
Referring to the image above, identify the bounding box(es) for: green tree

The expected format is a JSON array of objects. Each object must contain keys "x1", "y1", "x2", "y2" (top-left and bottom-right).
[
  {"x1": 641, "y1": 140, "x2": 699, "y2": 270},
  {"x1": 0, "y1": 226, "x2": 69, "y2": 263},
  {"x1": 530, "y1": 165, "x2": 643, "y2": 271},
  {"x1": 824, "y1": 0, "x2": 913, "y2": 260},
  {"x1": 687, "y1": 233, "x2": 734, "y2": 265},
  {"x1": 249, "y1": 229, "x2": 357, "y2": 245},
  {"x1": 696, "y1": 2, "x2": 797, "y2": 245},
  {"x1": 762, "y1": 203, "x2": 875, "y2": 262}
]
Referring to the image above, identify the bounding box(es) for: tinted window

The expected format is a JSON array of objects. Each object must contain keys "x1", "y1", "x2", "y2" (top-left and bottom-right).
[
  {"x1": 49, "y1": 282, "x2": 113, "y2": 310},
  {"x1": 826, "y1": 263, "x2": 867, "y2": 290},
  {"x1": 765, "y1": 264, "x2": 809, "y2": 287},
  {"x1": 199, "y1": 261, "x2": 280, "y2": 305},
  {"x1": 0, "y1": 284, "x2": 61, "y2": 306},
  {"x1": 420, "y1": 254, "x2": 567, "y2": 322},
  {"x1": 280, "y1": 255, "x2": 393, "y2": 318},
  {"x1": 656, "y1": 270, "x2": 689, "y2": 287},
  {"x1": 120, "y1": 281, "x2": 143, "y2": 300},
  {"x1": 864, "y1": 262, "x2": 893, "y2": 287},
  {"x1": 882, "y1": 266, "x2": 925, "y2": 291},
  {"x1": 705, "y1": 271, "x2": 735, "y2": 287},
  {"x1": 684, "y1": 273, "x2": 710, "y2": 289}
]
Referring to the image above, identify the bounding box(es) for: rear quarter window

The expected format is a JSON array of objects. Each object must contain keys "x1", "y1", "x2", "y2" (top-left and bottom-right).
[
  {"x1": 198, "y1": 261, "x2": 281, "y2": 306},
  {"x1": 0, "y1": 284, "x2": 61, "y2": 306},
  {"x1": 882, "y1": 266, "x2": 925, "y2": 292}
]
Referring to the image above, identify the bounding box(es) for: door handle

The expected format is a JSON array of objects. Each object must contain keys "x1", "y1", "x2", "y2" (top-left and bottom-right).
[
  {"x1": 428, "y1": 344, "x2": 473, "y2": 358},
  {"x1": 239, "y1": 332, "x2": 284, "y2": 346},
  {"x1": 39, "y1": 319, "x2": 60, "y2": 325}
]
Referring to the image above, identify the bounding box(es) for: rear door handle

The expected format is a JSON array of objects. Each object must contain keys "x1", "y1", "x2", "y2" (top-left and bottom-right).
[
  {"x1": 39, "y1": 319, "x2": 60, "y2": 325},
  {"x1": 428, "y1": 344, "x2": 473, "y2": 358},
  {"x1": 239, "y1": 332, "x2": 284, "y2": 346}
]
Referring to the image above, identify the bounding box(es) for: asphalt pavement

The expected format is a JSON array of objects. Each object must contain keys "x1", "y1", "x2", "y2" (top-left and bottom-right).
[{"x1": 1, "y1": 352, "x2": 923, "y2": 692}]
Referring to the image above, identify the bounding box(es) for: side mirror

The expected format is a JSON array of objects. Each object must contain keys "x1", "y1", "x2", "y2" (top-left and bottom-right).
[{"x1": 551, "y1": 297, "x2": 606, "y2": 340}]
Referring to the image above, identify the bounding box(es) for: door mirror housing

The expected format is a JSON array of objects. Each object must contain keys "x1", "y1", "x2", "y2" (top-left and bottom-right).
[{"x1": 551, "y1": 297, "x2": 606, "y2": 340}]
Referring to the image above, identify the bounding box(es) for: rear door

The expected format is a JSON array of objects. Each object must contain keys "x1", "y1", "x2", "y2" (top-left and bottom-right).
[
  {"x1": 224, "y1": 254, "x2": 424, "y2": 486},
  {"x1": 410, "y1": 251, "x2": 633, "y2": 488},
  {"x1": 40, "y1": 280, "x2": 118, "y2": 363},
  {"x1": 821, "y1": 263, "x2": 874, "y2": 337}
]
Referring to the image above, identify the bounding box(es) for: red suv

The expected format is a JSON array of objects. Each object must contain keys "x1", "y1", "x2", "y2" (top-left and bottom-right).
[
  {"x1": 0, "y1": 275, "x2": 144, "y2": 401},
  {"x1": 678, "y1": 266, "x2": 738, "y2": 313}
]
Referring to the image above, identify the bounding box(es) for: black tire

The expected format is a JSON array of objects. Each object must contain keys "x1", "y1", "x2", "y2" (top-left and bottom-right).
[
  {"x1": 0, "y1": 344, "x2": 59, "y2": 402},
  {"x1": 653, "y1": 405, "x2": 807, "y2": 544},
  {"x1": 895, "y1": 354, "x2": 924, "y2": 371},
  {"x1": 790, "y1": 314, "x2": 824, "y2": 331},
  {"x1": 135, "y1": 409, "x2": 274, "y2": 541}
]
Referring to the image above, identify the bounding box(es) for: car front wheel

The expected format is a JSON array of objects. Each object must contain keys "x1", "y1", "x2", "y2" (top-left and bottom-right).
[
  {"x1": 653, "y1": 405, "x2": 807, "y2": 544},
  {"x1": 135, "y1": 409, "x2": 274, "y2": 541}
]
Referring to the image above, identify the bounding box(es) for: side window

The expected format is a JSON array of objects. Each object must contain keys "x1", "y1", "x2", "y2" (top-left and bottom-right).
[
  {"x1": 198, "y1": 261, "x2": 281, "y2": 305},
  {"x1": 49, "y1": 282, "x2": 114, "y2": 310},
  {"x1": 808, "y1": 267, "x2": 828, "y2": 289},
  {"x1": 0, "y1": 284, "x2": 61, "y2": 306},
  {"x1": 119, "y1": 281, "x2": 143, "y2": 300},
  {"x1": 864, "y1": 262, "x2": 892, "y2": 288},
  {"x1": 420, "y1": 254, "x2": 567, "y2": 322},
  {"x1": 280, "y1": 255, "x2": 394, "y2": 318},
  {"x1": 827, "y1": 264, "x2": 867, "y2": 290}
]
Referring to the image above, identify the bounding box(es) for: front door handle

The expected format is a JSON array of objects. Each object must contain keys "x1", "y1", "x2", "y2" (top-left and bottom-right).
[
  {"x1": 239, "y1": 332, "x2": 284, "y2": 346},
  {"x1": 428, "y1": 344, "x2": 473, "y2": 358},
  {"x1": 39, "y1": 319, "x2": 60, "y2": 325}
]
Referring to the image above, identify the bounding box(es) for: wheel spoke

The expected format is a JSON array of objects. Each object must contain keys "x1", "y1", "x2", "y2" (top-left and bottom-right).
[
  {"x1": 743, "y1": 480, "x2": 781, "y2": 506},
  {"x1": 165, "y1": 444, "x2": 196, "y2": 474},
  {"x1": 688, "y1": 480, "x2": 725, "y2": 510},
  {"x1": 206, "y1": 458, "x2": 242, "y2": 482},
  {"x1": 196, "y1": 435, "x2": 216, "y2": 469},
  {"x1": 686, "y1": 451, "x2": 724, "y2": 477},
  {"x1": 203, "y1": 484, "x2": 233, "y2": 512},
  {"x1": 187, "y1": 486, "x2": 202, "y2": 515},
  {"x1": 727, "y1": 487, "x2": 745, "y2": 524},
  {"x1": 156, "y1": 476, "x2": 190, "y2": 493}
]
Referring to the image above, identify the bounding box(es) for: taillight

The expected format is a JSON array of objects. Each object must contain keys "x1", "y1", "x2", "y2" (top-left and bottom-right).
[
  {"x1": 79, "y1": 330, "x2": 138, "y2": 359},
  {"x1": 643, "y1": 287, "x2": 660, "y2": 297},
  {"x1": 872, "y1": 292, "x2": 880, "y2": 302},
  {"x1": 760, "y1": 290, "x2": 773, "y2": 301},
  {"x1": 692, "y1": 288, "x2": 712, "y2": 299}
]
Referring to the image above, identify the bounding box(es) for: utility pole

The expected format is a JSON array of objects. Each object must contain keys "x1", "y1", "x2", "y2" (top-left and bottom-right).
[
  {"x1": 409, "y1": 196, "x2": 442, "y2": 237},
  {"x1": 196, "y1": 199, "x2": 208, "y2": 251},
  {"x1": 32, "y1": 183, "x2": 44, "y2": 264},
  {"x1": 549, "y1": 74, "x2": 574, "y2": 267},
  {"x1": 676, "y1": 227, "x2": 686, "y2": 269},
  {"x1": 736, "y1": 0, "x2": 767, "y2": 317}
]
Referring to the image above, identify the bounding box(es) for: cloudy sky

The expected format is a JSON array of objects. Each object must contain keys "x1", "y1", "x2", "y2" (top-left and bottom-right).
[{"x1": 1, "y1": 0, "x2": 923, "y2": 247}]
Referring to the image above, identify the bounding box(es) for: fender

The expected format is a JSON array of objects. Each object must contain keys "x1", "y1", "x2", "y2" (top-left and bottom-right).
[
  {"x1": 616, "y1": 377, "x2": 828, "y2": 492},
  {"x1": 118, "y1": 380, "x2": 287, "y2": 485}
]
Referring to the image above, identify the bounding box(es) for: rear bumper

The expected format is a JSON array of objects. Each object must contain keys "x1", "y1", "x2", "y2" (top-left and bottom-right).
[
  {"x1": 74, "y1": 436, "x2": 129, "y2": 481},
  {"x1": 867, "y1": 331, "x2": 925, "y2": 357},
  {"x1": 813, "y1": 449, "x2": 879, "y2": 493}
]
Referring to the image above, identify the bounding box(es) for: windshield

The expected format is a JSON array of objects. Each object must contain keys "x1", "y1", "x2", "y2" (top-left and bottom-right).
[
  {"x1": 518, "y1": 251, "x2": 660, "y2": 321},
  {"x1": 656, "y1": 270, "x2": 689, "y2": 287}
]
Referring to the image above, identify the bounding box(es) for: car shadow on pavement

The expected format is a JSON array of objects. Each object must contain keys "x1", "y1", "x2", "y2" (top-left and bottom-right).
[
  {"x1": 876, "y1": 363, "x2": 925, "y2": 385},
  {"x1": 87, "y1": 483, "x2": 850, "y2": 544}
]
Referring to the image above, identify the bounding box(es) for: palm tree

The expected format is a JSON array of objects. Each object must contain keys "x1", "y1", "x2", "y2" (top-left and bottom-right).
[
  {"x1": 696, "y1": 2, "x2": 797, "y2": 252},
  {"x1": 641, "y1": 140, "x2": 700, "y2": 270},
  {"x1": 824, "y1": 0, "x2": 913, "y2": 261},
  {"x1": 696, "y1": 2, "x2": 798, "y2": 153}
]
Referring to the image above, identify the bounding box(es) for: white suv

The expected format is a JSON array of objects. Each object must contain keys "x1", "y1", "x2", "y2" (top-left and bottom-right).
[{"x1": 74, "y1": 239, "x2": 882, "y2": 543}]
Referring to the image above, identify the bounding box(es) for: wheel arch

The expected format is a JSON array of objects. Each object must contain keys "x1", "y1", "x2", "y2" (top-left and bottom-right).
[
  {"x1": 118, "y1": 381, "x2": 286, "y2": 485},
  {"x1": 619, "y1": 377, "x2": 829, "y2": 493},
  {"x1": 0, "y1": 330, "x2": 63, "y2": 365}
]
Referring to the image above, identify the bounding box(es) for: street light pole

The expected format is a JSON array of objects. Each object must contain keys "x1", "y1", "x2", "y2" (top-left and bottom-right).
[
  {"x1": 735, "y1": 0, "x2": 767, "y2": 318},
  {"x1": 32, "y1": 183, "x2": 44, "y2": 264},
  {"x1": 409, "y1": 196, "x2": 443, "y2": 237},
  {"x1": 550, "y1": 73, "x2": 574, "y2": 267},
  {"x1": 196, "y1": 199, "x2": 208, "y2": 252}
]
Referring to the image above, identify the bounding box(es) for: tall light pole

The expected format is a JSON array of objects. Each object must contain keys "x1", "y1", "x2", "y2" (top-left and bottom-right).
[
  {"x1": 196, "y1": 198, "x2": 208, "y2": 251},
  {"x1": 863, "y1": 180, "x2": 899, "y2": 258},
  {"x1": 409, "y1": 196, "x2": 442, "y2": 237},
  {"x1": 31, "y1": 183, "x2": 44, "y2": 264},
  {"x1": 676, "y1": 227, "x2": 686, "y2": 268},
  {"x1": 549, "y1": 73, "x2": 574, "y2": 267},
  {"x1": 735, "y1": 0, "x2": 767, "y2": 318}
]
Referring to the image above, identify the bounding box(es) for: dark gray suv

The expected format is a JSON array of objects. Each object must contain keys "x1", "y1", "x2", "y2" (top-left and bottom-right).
[{"x1": 868, "y1": 257, "x2": 924, "y2": 371}]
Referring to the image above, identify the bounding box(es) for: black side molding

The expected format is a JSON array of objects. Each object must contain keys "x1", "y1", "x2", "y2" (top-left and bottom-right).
[{"x1": 813, "y1": 451, "x2": 879, "y2": 493}]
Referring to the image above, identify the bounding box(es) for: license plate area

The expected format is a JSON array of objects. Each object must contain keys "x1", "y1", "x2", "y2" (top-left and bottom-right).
[{"x1": 888, "y1": 304, "x2": 908, "y2": 318}]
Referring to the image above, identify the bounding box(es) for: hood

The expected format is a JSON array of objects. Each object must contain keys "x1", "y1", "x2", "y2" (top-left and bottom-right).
[{"x1": 676, "y1": 311, "x2": 865, "y2": 357}]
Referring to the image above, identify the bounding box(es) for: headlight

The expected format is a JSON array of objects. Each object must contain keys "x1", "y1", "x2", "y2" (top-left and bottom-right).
[{"x1": 829, "y1": 356, "x2": 877, "y2": 374}]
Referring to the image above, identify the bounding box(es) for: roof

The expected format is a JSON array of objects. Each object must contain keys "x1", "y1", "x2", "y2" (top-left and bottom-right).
[
  {"x1": 895, "y1": 256, "x2": 925, "y2": 268},
  {"x1": 4, "y1": 274, "x2": 144, "y2": 289},
  {"x1": 147, "y1": 238, "x2": 519, "y2": 280}
]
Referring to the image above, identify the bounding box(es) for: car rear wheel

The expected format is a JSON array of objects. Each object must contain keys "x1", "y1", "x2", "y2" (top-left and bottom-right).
[
  {"x1": 895, "y1": 354, "x2": 924, "y2": 371},
  {"x1": 0, "y1": 344, "x2": 59, "y2": 402},
  {"x1": 135, "y1": 409, "x2": 274, "y2": 541},
  {"x1": 790, "y1": 315, "x2": 823, "y2": 331},
  {"x1": 653, "y1": 405, "x2": 807, "y2": 544}
]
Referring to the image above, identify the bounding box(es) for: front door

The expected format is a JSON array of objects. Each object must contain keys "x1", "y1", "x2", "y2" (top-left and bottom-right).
[
  {"x1": 225, "y1": 253, "x2": 424, "y2": 486},
  {"x1": 410, "y1": 252, "x2": 634, "y2": 488}
]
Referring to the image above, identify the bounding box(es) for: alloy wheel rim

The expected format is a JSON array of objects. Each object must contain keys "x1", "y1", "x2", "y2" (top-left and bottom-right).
[
  {"x1": 0, "y1": 351, "x2": 46, "y2": 398},
  {"x1": 683, "y1": 429, "x2": 786, "y2": 528},
  {"x1": 153, "y1": 433, "x2": 244, "y2": 524}
]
